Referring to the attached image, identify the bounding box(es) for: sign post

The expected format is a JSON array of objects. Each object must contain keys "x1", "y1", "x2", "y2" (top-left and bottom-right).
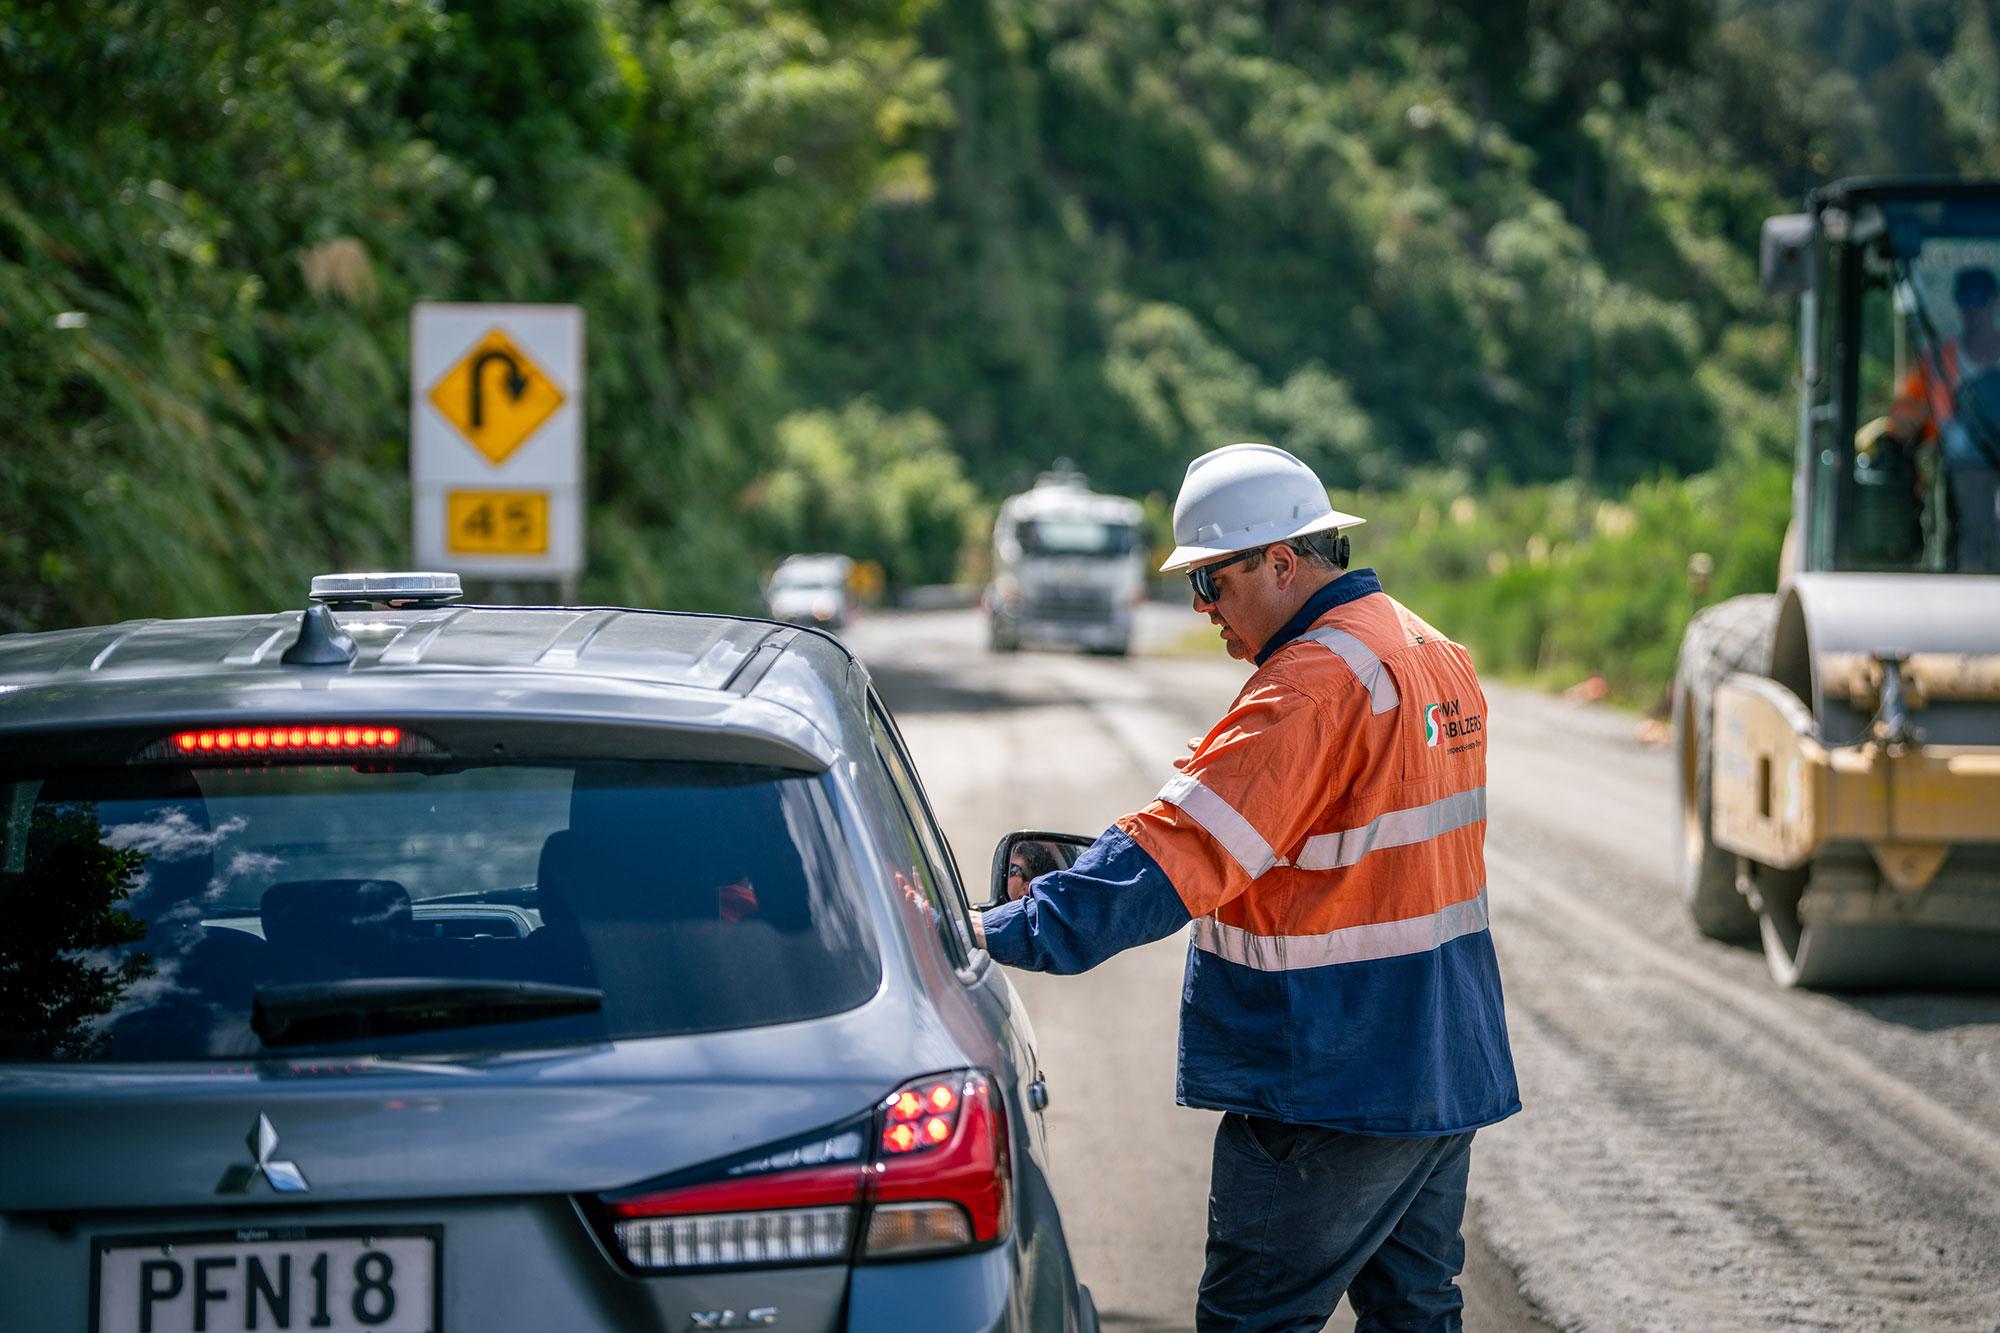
[{"x1": 411, "y1": 303, "x2": 584, "y2": 592}]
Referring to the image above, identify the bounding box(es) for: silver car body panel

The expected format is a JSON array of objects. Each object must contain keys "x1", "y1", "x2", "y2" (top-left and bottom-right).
[{"x1": 0, "y1": 601, "x2": 1093, "y2": 1331}]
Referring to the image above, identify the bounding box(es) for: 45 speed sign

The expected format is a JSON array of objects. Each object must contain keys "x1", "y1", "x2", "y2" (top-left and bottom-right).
[{"x1": 411, "y1": 303, "x2": 583, "y2": 579}]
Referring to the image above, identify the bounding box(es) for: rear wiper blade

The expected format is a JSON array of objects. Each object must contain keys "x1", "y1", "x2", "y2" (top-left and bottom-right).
[{"x1": 253, "y1": 978, "x2": 603, "y2": 1048}]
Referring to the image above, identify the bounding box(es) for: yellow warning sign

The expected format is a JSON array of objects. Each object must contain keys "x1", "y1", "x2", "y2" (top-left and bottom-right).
[
  {"x1": 427, "y1": 328, "x2": 565, "y2": 465},
  {"x1": 446, "y1": 490, "x2": 549, "y2": 555}
]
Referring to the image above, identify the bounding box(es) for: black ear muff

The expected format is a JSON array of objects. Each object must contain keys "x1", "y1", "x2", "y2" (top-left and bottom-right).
[{"x1": 1334, "y1": 533, "x2": 1351, "y2": 569}]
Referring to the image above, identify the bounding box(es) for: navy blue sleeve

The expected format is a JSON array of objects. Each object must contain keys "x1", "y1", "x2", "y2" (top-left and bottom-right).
[{"x1": 981, "y1": 826, "x2": 1192, "y2": 974}]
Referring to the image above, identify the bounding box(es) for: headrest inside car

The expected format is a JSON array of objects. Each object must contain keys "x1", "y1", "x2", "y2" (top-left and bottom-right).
[{"x1": 261, "y1": 879, "x2": 413, "y2": 952}]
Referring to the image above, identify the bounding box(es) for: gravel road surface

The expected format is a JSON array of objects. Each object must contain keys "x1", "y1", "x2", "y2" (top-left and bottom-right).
[{"x1": 844, "y1": 603, "x2": 2000, "y2": 1332}]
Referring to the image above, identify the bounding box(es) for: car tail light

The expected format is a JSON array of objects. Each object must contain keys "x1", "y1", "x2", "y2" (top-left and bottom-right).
[
  {"x1": 601, "y1": 1127, "x2": 868, "y2": 1273},
  {"x1": 134, "y1": 726, "x2": 443, "y2": 763},
  {"x1": 864, "y1": 1071, "x2": 1009, "y2": 1258},
  {"x1": 591, "y1": 1071, "x2": 1010, "y2": 1273}
]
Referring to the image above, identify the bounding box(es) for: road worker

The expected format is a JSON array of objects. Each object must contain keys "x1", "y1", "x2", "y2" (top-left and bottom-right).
[
  {"x1": 1892, "y1": 264, "x2": 2000, "y2": 446},
  {"x1": 974, "y1": 442, "x2": 1519, "y2": 1333},
  {"x1": 1890, "y1": 265, "x2": 2000, "y2": 570}
]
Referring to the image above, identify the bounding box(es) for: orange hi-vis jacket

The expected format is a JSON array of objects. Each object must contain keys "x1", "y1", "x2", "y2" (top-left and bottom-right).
[
  {"x1": 1899, "y1": 340, "x2": 1966, "y2": 440},
  {"x1": 982, "y1": 569, "x2": 1520, "y2": 1134}
]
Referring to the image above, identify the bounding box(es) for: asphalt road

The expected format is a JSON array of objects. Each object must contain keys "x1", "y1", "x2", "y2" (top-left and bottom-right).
[{"x1": 843, "y1": 602, "x2": 2000, "y2": 1332}]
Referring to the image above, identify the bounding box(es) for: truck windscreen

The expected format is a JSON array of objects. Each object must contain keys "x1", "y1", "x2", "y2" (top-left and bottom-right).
[{"x1": 1018, "y1": 519, "x2": 1137, "y2": 557}]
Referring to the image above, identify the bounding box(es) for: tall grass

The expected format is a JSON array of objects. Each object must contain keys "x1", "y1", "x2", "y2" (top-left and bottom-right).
[{"x1": 1338, "y1": 463, "x2": 1790, "y2": 708}]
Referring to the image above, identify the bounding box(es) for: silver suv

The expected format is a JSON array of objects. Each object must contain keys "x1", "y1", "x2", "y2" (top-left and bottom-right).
[{"x1": 0, "y1": 574, "x2": 1095, "y2": 1333}]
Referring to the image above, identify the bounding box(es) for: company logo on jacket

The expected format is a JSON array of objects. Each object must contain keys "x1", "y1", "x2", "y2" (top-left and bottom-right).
[{"x1": 1425, "y1": 698, "x2": 1482, "y2": 747}]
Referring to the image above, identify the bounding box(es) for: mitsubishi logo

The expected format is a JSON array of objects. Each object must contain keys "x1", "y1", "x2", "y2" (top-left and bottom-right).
[{"x1": 215, "y1": 1114, "x2": 309, "y2": 1194}]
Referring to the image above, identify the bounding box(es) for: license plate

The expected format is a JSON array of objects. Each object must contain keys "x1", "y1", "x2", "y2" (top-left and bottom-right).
[{"x1": 93, "y1": 1227, "x2": 439, "y2": 1333}]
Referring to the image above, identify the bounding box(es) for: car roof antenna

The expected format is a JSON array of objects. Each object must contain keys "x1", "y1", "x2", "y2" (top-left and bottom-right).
[{"x1": 281, "y1": 602, "x2": 358, "y2": 667}]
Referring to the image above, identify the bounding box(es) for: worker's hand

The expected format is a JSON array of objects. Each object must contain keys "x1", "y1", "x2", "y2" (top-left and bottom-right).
[
  {"x1": 1170, "y1": 735, "x2": 1202, "y2": 772},
  {"x1": 1888, "y1": 394, "x2": 1926, "y2": 442},
  {"x1": 971, "y1": 910, "x2": 986, "y2": 948},
  {"x1": 893, "y1": 869, "x2": 939, "y2": 927}
]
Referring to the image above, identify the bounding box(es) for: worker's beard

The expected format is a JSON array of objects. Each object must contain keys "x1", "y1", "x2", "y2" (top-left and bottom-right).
[{"x1": 1214, "y1": 618, "x2": 1254, "y2": 661}]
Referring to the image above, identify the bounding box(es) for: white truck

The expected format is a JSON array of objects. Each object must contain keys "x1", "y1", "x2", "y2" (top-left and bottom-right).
[{"x1": 986, "y1": 468, "x2": 1146, "y2": 656}]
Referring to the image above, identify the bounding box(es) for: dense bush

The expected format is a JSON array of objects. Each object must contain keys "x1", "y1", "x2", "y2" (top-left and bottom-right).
[
  {"x1": 746, "y1": 398, "x2": 981, "y2": 589},
  {"x1": 5, "y1": 0, "x2": 1997, "y2": 691},
  {"x1": 1345, "y1": 463, "x2": 1791, "y2": 706},
  {"x1": 0, "y1": 0, "x2": 945, "y2": 630},
  {"x1": 789, "y1": 0, "x2": 1844, "y2": 499}
]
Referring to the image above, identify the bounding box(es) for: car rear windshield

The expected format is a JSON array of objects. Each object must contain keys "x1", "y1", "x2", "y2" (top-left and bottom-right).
[{"x1": 0, "y1": 759, "x2": 881, "y2": 1061}]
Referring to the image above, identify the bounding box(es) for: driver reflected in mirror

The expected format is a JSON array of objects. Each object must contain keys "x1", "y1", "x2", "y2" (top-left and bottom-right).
[{"x1": 1005, "y1": 839, "x2": 1068, "y2": 902}]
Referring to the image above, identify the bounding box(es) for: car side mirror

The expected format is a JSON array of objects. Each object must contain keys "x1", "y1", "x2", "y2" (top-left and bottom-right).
[{"x1": 987, "y1": 830, "x2": 1094, "y2": 909}]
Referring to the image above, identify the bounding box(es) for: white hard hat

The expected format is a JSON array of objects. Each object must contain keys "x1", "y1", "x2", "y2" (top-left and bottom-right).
[{"x1": 1159, "y1": 443, "x2": 1365, "y2": 572}]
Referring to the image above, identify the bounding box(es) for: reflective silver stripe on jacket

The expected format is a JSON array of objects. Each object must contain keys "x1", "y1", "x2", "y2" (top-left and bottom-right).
[
  {"x1": 1297, "y1": 627, "x2": 1399, "y2": 714},
  {"x1": 1157, "y1": 772, "x2": 1278, "y2": 879},
  {"x1": 1292, "y1": 788, "x2": 1487, "y2": 872},
  {"x1": 1191, "y1": 888, "x2": 1490, "y2": 971}
]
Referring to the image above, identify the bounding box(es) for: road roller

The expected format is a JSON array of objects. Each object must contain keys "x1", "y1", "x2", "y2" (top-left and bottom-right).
[{"x1": 1674, "y1": 178, "x2": 2000, "y2": 989}]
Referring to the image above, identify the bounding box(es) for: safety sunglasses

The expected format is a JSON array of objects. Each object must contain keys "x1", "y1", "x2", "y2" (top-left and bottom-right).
[{"x1": 1186, "y1": 548, "x2": 1261, "y2": 603}]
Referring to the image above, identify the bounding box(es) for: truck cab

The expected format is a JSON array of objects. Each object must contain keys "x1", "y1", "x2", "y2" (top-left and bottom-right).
[
  {"x1": 1764, "y1": 176, "x2": 2000, "y2": 577},
  {"x1": 986, "y1": 469, "x2": 1145, "y2": 657}
]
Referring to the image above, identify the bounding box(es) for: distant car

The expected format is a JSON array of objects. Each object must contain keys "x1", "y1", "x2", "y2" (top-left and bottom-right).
[
  {"x1": 765, "y1": 554, "x2": 855, "y2": 630},
  {"x1": 0, "y1": 573, "x2": 1095, "y2": 1333}
]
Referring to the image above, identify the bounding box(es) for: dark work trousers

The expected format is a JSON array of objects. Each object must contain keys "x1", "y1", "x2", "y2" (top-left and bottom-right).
[{"x1": 1197, "y1": 1112, "x2": 1475, "y2": 1333}]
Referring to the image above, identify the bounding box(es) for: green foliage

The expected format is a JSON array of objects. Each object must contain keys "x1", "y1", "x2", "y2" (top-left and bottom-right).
[
  {"x1": 1, "y1": 0, "x2": 944, "y2": 631},
  {"x1": 791, "y1": 0, "x2": 1793, "y2": 496},
  {"x1": 4, "y1": 0, "x2": 1999, "y2": 676},
  {"x1": 747, "y1": 398, "x2": 981, "y2": 586},
  {"x1": 0, "y1": 803, "x2": 150, "y2": 1060},
  {"x1": 793, "y1": 0, "x2": 2000, "y2": 508},
  {"x1": 1100, "y1": 301, "x2": 1379, "y2": 486},
  {"x1": 1350, "y1": 463, "x2": 1792, "y2": 705}
]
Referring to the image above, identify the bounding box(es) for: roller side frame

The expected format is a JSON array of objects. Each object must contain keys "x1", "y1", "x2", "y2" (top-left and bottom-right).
[{"x1": 1706, "y1": 572, "x2": 2000, "y2": 990}]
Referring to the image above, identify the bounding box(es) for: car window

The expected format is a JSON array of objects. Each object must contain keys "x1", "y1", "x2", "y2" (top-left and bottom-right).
[
  {"x1": 0, "y1": 760, "x2": 880, "y2": 1061},
  {"x1": 772, "y1": 569, "x2": 843, "y2": 590},
  {"x1": 864, "y1": 702, "x2": 975, "y2": 961}
]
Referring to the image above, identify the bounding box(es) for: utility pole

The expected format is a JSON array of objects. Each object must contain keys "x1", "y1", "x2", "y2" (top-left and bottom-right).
[
  {"x1": 1568, "y1": 265, "x2": 1595, "y2": 540},
  {"x1": 1568, "y1": 140, "x2": 1596, "y2": 540}
]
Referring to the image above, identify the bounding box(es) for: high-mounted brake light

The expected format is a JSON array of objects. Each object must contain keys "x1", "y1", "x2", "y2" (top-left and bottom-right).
[
  {"x1": 134, "y1": 726, "x2": 442, "y2": 764},
  {"x1": 174, "y1": 726, "x2": 401, "y2": 751},
  {"x1": 591, "y1": 1071, "x2": 1011, "y2": 1274}
]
